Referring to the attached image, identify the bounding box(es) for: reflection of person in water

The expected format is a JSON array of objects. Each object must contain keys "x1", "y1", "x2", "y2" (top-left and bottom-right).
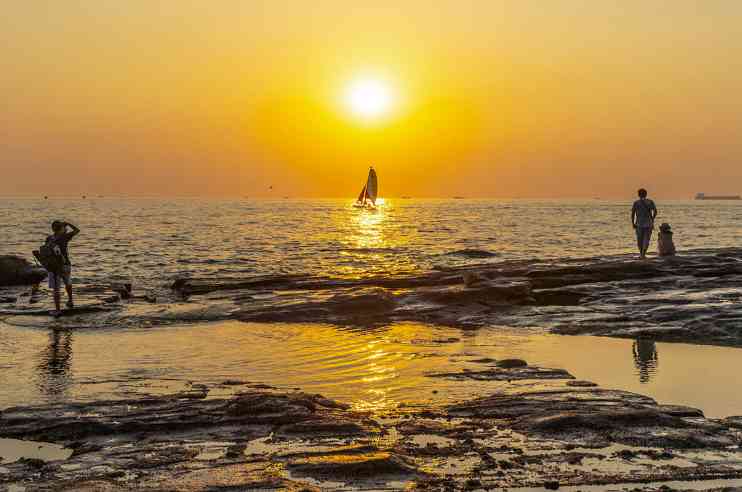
[
  {"x1": 37, "y1": 329, "x2": 73, "y2": 399},
  {"x1": 632, "y1": 339, "x2": 658, "y2": 383}
]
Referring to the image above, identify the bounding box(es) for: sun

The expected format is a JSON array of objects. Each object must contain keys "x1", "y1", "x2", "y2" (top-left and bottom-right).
[{"x1": 345, "y1": 78, "x2": 393, "y2": 120}]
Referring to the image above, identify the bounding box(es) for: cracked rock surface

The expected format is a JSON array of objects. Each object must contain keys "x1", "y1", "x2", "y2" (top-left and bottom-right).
[{"x1": 2, "y1": 360, "x2": 742, "y2": 491}]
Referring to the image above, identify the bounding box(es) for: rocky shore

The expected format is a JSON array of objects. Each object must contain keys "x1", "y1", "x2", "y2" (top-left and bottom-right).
[
  {"x1": 3, "y1": 248, "x2": 742, "y2": 489},
  {"x1": 0, "y1": 256, "x2": 46, "y2": 287},
  {"x1": 2, "y1": 359, "x2": 742, "y2": 491},
  {"x1": 4, "y1": 247, "x2": 740, "y2": 348}
]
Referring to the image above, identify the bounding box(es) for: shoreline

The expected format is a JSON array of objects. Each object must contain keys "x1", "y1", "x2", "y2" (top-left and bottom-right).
[
  {"x1": 4, "y1": 247, "x2": 741, "y2": 348},
  {"x1": 2, "y1": 247, "x2": 742, "y2": 489}
]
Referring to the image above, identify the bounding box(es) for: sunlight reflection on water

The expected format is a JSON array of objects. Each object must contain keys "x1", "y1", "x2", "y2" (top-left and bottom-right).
[
  {"x1": 3, "y1": 198, "x2": 741, "y2": 291},
  {"x1": 1, "y1": 321, "x2": 741, "y2": 418}
]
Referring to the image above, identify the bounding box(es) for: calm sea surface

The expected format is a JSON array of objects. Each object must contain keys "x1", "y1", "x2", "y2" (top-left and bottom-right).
[{"x1": 2, "y1": 198, "x2": 742, "y2": 289}]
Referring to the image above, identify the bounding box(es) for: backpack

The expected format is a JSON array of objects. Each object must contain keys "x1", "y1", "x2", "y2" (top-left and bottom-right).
[{"x1": 33, "y1": 238, "x2": 64, "y2": 275}]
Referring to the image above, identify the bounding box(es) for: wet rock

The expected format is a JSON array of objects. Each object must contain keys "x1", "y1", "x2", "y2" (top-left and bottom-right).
[
  {"x1": 417, "y1": 279, "x2": 531, "y2": 305},
  {"x1": 288, "y1": 451, "x2": 417, "y2": 478},
  {"x1": 17, "y1": 457, "x2": 47, "y2": 469},
  {"x1": 656, "y1": 405, "x2": 705, "y2": 418},
  {"x1": 429, "y1": 365, "x2": 572, "y2": 382},
  {"x1": 225, "y1": 391, "x2": 351, "y2": 426},
  {"x1": 496, "y1": 358, "x2": 527, "y2": 368},
  {"x1": 225, "y1": 443, "x2": 247, "y2": 458},
  {"x1": 172, "y1": 274, "x2": 311, "y2": 296},
  {"x1": 279, "y1": 418, "x2": 371, "y2": 437},
  {"x1": 431, "y1": 337, "x2": 460, "y2": 344},
  {"x1": 325, "y1": 287, "x2": 397, "y2": 314},
  {"x1": 151, "y1": 248, "x2": 742, "y2": 347},
  {"x1": 566, "y1": 380, "x2": 598, "y2": 387},
  {"x1": 0, "y1": 387, "x2": 390, "y2": 490},
  {"x1": 235, "y1": 287, "x2": 397, "y2": 326},
  {"x1": 446, "y1": 249, "x2": 498, "y2": 259},
  {"x1": 465, "y1": 478, "x2": 482, "y2": 488},
  {"x1": 462, "y1": 271, "x2": 486, "y2": 287},
  {"x1": 448, "y1": 380, "x2": 737, "y2": 449},
  {"x1": 221, "y1": 379, "x2": 248, "y2": 386},
  {"x1": 532, "y1": 289, "x2": 587, "y2": 306},
  {"x1": 0, "y1": 255, "x2": 47, "y2": 286},
  {"x1": 522, "y1": 408, "x2": 688, "y2": 433},
  {"x1": 2, "y1": 382, "x2": 742, "y2": 490},
  {"x1": 110, "y1": 282, "x2": 132, "y2": 299}
]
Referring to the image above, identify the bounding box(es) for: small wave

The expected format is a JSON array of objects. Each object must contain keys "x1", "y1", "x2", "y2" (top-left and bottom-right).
[
  {"x1": 444, "y1": 249, "x2": 498, "y2": 259},
  {"x1": 339, "y1": 247, "x2": 404, "y2": 254}
]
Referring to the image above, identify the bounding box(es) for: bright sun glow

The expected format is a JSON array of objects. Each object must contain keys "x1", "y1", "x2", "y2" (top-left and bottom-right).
[{"x1": 345, "y1": 78, "x2": 393, "y2": 119}]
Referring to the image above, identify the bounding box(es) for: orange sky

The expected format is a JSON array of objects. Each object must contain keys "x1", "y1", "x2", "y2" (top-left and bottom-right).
[{"x1": 2, "y1": 1, "x2": 741, "y2": 198}]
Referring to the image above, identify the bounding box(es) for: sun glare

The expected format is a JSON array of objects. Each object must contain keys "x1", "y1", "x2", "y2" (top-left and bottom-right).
[{"x1": 345, "y1": 78, "x2": 393, "y2": 120}]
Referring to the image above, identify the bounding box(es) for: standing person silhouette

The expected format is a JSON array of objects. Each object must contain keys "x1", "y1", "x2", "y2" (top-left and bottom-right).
[
  {"x1": 631, "y1": 189, "x2": 657, "y2": 259},
  {"x1": 46, "y1": 221, "x2": 80, "y2": 316}
]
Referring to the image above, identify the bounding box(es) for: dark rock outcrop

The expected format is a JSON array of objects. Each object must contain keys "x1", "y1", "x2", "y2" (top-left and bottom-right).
[
  {"x1": 4, "y1": 248, "x2": 742, "y2": 348},
  {"x1": 164, "y1": 248, "x2": 742, "y2": 345},
  {"x1": 0, "y1": 255, "x2": 47, "y2": 286},
  {"x1": 2, "y1": 378, "x2": 742, "y2": 490}
]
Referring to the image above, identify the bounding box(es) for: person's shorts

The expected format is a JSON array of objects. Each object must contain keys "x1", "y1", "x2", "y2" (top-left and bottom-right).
[
  {"x1": 636, "y1": 226, "x2": 653, "y2": 249},
  {"x1": 48, "y1": 265, "x2": 72, "y2": 290}
]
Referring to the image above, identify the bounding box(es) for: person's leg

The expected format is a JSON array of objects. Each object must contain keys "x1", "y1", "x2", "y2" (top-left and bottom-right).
[
  {"x1": 65, "y1": 284, "x2": 73, "y2": 307},
  {"x1": 49, "y1": 273, "x2": 61, "y2": 314},
  {"x1": 636, "y1": 228, "x2": 643, "y2": 256},
  {"x1": 642, "y1": 227, "x2": 653, "y2": 257},
  {"x1": 53, "y1": 286, "x2": 61, "y2": 312},
  {"x1": 62, "y1": 266, "x2": 73, "y2": 308}
]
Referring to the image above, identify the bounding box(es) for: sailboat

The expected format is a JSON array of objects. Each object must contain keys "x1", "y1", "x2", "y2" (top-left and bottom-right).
[{"x1": 353, "y1": 167, "x2": 378, "y2": 208}]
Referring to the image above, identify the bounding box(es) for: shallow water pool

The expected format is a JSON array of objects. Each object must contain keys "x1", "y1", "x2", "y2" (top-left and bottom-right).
[{"x1": 1, "y1": 321, "x2": 740, "y2": 418}]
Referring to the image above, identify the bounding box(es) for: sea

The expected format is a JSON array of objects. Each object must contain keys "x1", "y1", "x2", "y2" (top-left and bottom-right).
[
  {"x1": 2, "y1": 198, "x2": 742, "y2": 289},
  {"x1": 1, "y1": 198, "x2": 742, "y2": 417}
]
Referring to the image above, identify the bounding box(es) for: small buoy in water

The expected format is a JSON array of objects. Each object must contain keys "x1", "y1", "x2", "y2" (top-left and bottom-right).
[
  {"x1": 82, "y1": 195, "x2": 86, "y2": 199},
  {"x1": 44, "y1": 196, "x2": 48, "y2": 199}
]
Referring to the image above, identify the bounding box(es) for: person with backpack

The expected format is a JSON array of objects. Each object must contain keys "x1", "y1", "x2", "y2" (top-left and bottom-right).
[
  {"x1": 43, "y1": 221, "x2": 80, "y2": 316},
  {"x1": 631, "y1": 188, "x2": 657, "y2": 259}
]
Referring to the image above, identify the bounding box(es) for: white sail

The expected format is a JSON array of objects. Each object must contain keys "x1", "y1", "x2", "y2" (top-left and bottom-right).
[{"x1": 366, "y1": 168, "x2": 378, "y2": 205}]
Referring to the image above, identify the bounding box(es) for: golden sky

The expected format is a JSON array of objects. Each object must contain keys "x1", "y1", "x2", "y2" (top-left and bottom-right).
[{"x1": 2, "y1": 1, "x2": 741, "y2": 198}]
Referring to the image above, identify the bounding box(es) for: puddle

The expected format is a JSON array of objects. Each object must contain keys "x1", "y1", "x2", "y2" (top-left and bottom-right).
[
  {"x1": 0, "y1": 438, "x2": 72, "y2": 464},
  {"x1": 1, "y1": 321, "x2": 742, "y2": 418}
]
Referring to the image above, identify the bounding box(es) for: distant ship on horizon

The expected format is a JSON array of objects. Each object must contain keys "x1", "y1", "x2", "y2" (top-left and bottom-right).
[{"x1": 695, "y1": 192, "x2": 741, "y2": 200}]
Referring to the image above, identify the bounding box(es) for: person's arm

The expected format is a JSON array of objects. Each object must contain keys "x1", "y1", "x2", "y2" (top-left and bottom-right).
[
  {"x1": 631, "y1": 203, "x2": 637, "y2": 228},
  {"x1": 651, "y1": 201, "x2": 658, "y2": 222},
  {"x1": 64, "y1": 222, "x2": 80, "y2": 239}
]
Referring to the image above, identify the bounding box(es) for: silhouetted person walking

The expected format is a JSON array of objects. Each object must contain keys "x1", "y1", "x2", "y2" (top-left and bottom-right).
[{"x1": 631, "y1": 188, "x2": 657, "y2": 258}]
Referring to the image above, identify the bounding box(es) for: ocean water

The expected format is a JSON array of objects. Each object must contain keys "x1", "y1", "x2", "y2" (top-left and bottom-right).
[{"x1": 2, "y1": 198, "x2": 742, "y2": 290}]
